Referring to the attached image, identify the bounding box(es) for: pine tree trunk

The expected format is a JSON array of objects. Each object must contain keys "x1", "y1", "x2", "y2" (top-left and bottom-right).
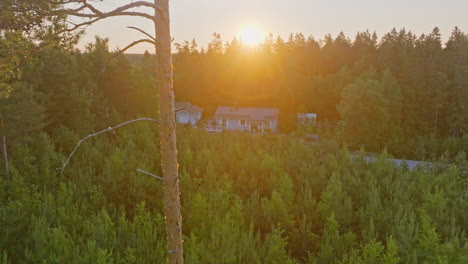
[
  {"x1": 1, "y1": 136, "x2": 7, "y2": 175},
  {"x1": 1, "y1": 120, "x2": 8, "y2": 176},
  {"x1": 154, "y1": 1, "x2": 184, "y2": 263}
]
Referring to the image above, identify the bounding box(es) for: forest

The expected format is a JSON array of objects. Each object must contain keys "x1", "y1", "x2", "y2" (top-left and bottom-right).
[
  {"x1": 172, "y1": 29, "x2": 468, "y2": 158},
  {"x1": 1, "y1": 1, "x2": 468, "y2": 263}
]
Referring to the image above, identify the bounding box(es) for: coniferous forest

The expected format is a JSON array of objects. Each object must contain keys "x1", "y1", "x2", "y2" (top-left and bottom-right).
[{"x1": 1, "y1": 2, "x2": 468, "y2": 263}]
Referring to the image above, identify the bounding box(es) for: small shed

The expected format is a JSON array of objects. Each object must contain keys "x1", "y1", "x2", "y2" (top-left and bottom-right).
[{"x1": 175, "y1": 102, "x2": 204, "y2": 126}]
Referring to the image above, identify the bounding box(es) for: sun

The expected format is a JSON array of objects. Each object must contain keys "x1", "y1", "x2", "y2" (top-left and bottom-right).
[{"x1": 239, "y1": 24, "x2": 264, "y2": 45}]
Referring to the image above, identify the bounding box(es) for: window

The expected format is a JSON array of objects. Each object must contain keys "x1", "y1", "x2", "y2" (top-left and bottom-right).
[
  {"x1": 306, "y1": 117, "x2": 316, "y2": 125},
  {"x1": 221, "y1": 119, "x2": 227, "y2": 126},
  {"x1": 240, "y1": 120, "x2": 246, "y2": 126},
  {"x1": 266, "y1": 121, "x2": 271, "y2": 128}
]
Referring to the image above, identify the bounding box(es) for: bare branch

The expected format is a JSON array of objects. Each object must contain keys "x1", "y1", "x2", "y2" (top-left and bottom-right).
[
  {"x1": 83, "y1": 1, "x2": 157, "y2": 15},
  {"x1": 58, "y1": 118, "x2": 159, "y2": 173},
  {"x1": 61, "y1": 0, "x2": 157, "y2": 30},
  {"x1": 137, "y1": 168, "x2": 165, "y2": 181},
  {"x1": 127, "y1": 26, "x2": 157, "y2": 42},
  {"x1": 67, "y1": 10, "x2": 155, "y2": 21},
  {"x1": 63, "y1": 11, "x2": 154, "y2": 32},
  {"x1": 62, "y1": 4, "x2": 88, "y2": 14},
  {"x1": 108, "y1": 39, "x2": 156, "y2": 60}
]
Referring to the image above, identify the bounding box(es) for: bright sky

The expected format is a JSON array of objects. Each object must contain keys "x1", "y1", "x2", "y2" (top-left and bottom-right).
[{"x1": 76, "y1": 0, "x2": 468, "y2": 53}]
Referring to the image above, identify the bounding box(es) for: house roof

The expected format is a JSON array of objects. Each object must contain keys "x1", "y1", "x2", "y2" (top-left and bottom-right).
[
  {"x1": 214, "y1": 107, "x2": 279, "y2": 120},
  {"x1": 175, "y1": 102, "x2": 204, "y2": 115}
]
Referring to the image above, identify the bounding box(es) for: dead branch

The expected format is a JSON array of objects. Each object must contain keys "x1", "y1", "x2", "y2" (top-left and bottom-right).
[
  {"x1": 111, "y1": 39, "x2": 157, "y2": 57},
  {"x1": 81, "y1": 1, "x2": 157, "y2": 14},
  {"x1": 137, "y1": 168, "x2": 165, "y2": 181},
  {"x1": 67, "y1": 10, "x2": 155, "y2": 21},
  {"x1": 58, "y1": 118, "x2": 158, "y2": 173},
  {"x1": 60, "y1": 0, "x2": 158, "y2": 30},
  {"x1": 127, "y1": 26, "x2": 158, "y2": 42},
  {"x1": 17, "y1": 1, "x2": 156, "y2": 32}
]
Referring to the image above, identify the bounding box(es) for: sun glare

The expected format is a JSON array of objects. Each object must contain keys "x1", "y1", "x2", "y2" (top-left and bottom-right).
[{"x1": 239, "y1": 24, "x2": 264, "y2": 45}]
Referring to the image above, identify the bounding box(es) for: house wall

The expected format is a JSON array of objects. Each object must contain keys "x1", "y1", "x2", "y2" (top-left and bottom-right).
[
  {"x1": 215, "y1": 118, "x2": 248, "y2": 131},
  {"x1": 176, "y1": 111, "x2": 201, "y2": 126},
  {"x1": 229, "y1": 119, "x2": 249, "y2": 131},
  {"x1": 215, "y1": 118, "x2": 278, "y2": 132},
  {"x1": 270, "y1": 120, "x2": 278, "y2": 132},
  {"x1": 176, "y1": 112, "x2": 191, "y2": 124},
  {"x1": 252, "y1": 120, "x2": 277, "y2": 132},
  {"x1": 298, "y1": 117, "x2": 316, "y2": 126}
]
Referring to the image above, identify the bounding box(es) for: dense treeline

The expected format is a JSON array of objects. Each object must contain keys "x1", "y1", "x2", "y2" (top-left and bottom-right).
[
  {"x1": 173, "y1": 29, "x2": 468, "y2": 157},
  {"x1": 2, "y1": 27, "x2": 467, "y2": 158},
  {"x1": 1, "y1": 32, "x2": 157, "y2": 144},
  {"x1": 1, "y1": 127, "x2": 467, "y2": 263},
  {"x1": 1, "y1": 8, "x2": 468, "y2": 263}
]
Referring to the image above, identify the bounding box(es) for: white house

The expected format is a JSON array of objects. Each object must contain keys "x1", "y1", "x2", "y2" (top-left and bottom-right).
[
  {"x1": 211, "y1": 106, "x2": 279, "y2": 132},
  {"x1": 175, "y1": 102, "x2": 204, "y2": 126},
  {"x1": 297, "y1": 113, "x2": 317, "y2": 126}
]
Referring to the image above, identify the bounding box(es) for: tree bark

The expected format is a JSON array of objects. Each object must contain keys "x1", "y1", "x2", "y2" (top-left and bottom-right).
[
  {"x1": 154, "y1": 1, "x2": 184, "y2": 263},
  {"x1": 1, "y1": 120, "x2": 8, "y2": 177}
]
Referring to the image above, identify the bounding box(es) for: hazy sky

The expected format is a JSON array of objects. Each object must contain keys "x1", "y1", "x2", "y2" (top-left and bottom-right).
[{"x1": 76, "y1": 0, "x2": 468, "y2": 53}]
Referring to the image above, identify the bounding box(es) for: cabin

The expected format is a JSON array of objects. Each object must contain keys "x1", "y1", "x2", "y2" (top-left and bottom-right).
[
  {"x1": 211, "y1": 106, "x2": 279, "y2": 132},
  {"x1": 175, "y1": 102, "x2": 204, "y2": 126},
  {"x1": 297, "y1": 113, "x2": 317, "y2": 127}
]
